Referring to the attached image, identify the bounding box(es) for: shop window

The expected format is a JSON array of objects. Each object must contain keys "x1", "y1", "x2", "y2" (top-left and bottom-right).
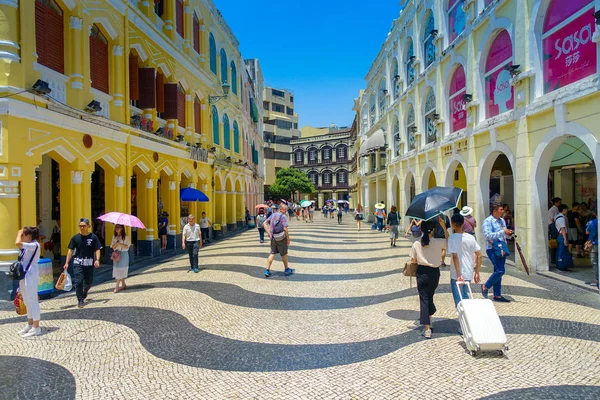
[
  {"x1": 220, "y1": 48, "x2": 228, "y2": 84},
  {"x1": 223, "y1": 114, "x2": 230, "y2": 150},
  {"x1": 193, "y1": 13, "x2": 200, "y2": 53},
  {"x1": 447, "y1": 0, "x2": 466, "y2": 43},
  {"x1": 176, "y1": 0, "x2": 184, "y2": 38},
  {"x1": 212, "y1": 106, "x2": 219, "y2": 145},
  {"x1": 542, "y1": 0, "x2": 596, "y2": 93},
  {"x1": 36, "y1": 0, "x2": 64, "y2": 74},
  {"x1": 449, "y1": 65, "x2": 466, "y2": 132},
  {"x1": 233, "y1": 121, "x2": 240, "y2": 153},
  {"x1": 89, "y1": 24, "x2": 109, "y2": 94},
  {"x1": 423, "y1": 12, "x2": 436, "y2": 68},
  {"x1": 406, "y1": 39, "x2": 415, "y2": 85},
  {"x1": 484, "y1": 30, "x2": 514, "y2": 118},
  {"x1": 407, "y1": 105, "x2": 416, "y2": 151},
  {"x1": 424, "y1": 89, "x2": 437, "y2": 144}
]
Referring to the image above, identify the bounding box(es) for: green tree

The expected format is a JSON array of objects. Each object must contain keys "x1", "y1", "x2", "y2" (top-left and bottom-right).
[{"x1": 269, "y1": 168, "x2": 315, "y2": 199}]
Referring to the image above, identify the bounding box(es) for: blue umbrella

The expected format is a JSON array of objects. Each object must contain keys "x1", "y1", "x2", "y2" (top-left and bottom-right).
[{"x1": 180, "y1": 187, "x2": 209, "y2": 202}]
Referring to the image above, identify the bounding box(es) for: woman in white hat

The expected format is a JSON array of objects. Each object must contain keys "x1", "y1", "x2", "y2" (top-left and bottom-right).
[{"x1": 460, "y1": 206, "x2": 477, "y2": 238}]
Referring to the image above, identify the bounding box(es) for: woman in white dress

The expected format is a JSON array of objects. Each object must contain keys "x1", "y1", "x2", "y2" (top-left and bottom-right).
[
  {"x1": 15, "y1": 226, "x2": 42, "y2": 337},
  {"x1": 110, "y1": 224, "x2": 131, "y2": 293}
]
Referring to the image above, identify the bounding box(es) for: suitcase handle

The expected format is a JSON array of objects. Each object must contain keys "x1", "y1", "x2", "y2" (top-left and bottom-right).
[{"x1": 456, "y1": 280, "x2": 474, "y2": 301}]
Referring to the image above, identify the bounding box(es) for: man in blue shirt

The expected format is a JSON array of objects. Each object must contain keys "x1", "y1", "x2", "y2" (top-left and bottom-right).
[
  {"x1": 585, "y1": 214, "x2": 598, "y2": 291},
  {"x1": 481, "y1": 204, "x2": 513, "y2": 302}
]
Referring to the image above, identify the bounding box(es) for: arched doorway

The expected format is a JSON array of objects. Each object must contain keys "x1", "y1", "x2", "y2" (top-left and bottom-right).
[
  {"x1": 404, "y1": 171, "x2": 416, "y2": 211},
  {"x1": 445, "y1": 160, "x2": 468, "y2": 208},
  {"x1": 423, "y1": 167, "x2": 437, "y2": 190},
  {"x1": 532, "y1": 130, "x2": 598, "y2": 273}
]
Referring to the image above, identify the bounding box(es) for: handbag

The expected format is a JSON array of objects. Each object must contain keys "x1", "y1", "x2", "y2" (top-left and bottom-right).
[
  {"x1": 548, "y1": 239, "x2": 558, "y2": 249},
  {"x1": 13, "y1": 291, "x2": 27, "y2": 315},
  {"x1": 110, "y1": 250, "x2": 121, "y2": 262},
  {"x1": 491, "y1": 240, "x2": 510, "y2": 258},
  {"x1": 403, "y1": 262, "x2": 418, "y2": 277},
  {"x1": 9, "y1": 244, "x2": 38, "y2": 281}
]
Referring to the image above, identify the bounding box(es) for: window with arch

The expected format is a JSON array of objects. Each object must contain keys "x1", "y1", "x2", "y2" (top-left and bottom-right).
[
  {"x1": 233, "y1": 121, "x2": 240, "y2": 153},
  {"x1": 220, "y1": 48, "x2": 228, "y2": 84},
  {"x1": 485, "y1": 30, "x2": 514, "y2": 118},
  {"x1": 424, "y1": 90, "x2": 437, "y2": 144},
  {"x1": 223, "y1": 114, "x2": 230, "y2": 149},
  {"x1": 378, "y1": 79, "x2": 387, "y2": 117},
  {"x1": 406, "y1": 39, "x2": 415, "y2": 85},
  {"x1": 393, "y1": 117, "x2": 400, "y2": 157},
  {"x1": 447, "y1": 0, "x2": 466, "y2": 43},
  {"x1": 337, "y1": 170, "x2": 347, "y2": 185},
  {"x1": 322, "y1": 146, "x2": 332, "y2": 163},
  {"x1": 175, "y1": 0, "x2": 184, "y2": 38},
  {"x1": 369, "y1": 94, "x2": 376, "y2": 126},
  {"x1": 89, "y1": 24, "x2": 109, "y2": 94},
  {"x1": 407, "y1": 105, "x2": 416, "y2": 151},
  {"x1": 231, "y1": 61, "x2": 237, "y2": 95},
  {"x1": 323, "y1": 171, "x2": 332, "y2": 185},
  {"x1": 423, "y1": 12, "x2": 436, "y2": 68},
  {"x1": 308, "y1": 171, "x2": 318, "y2": 186},
  {"x1": 36, "y1": 0, "x2": 64, "y2": 74},
  {"x1": 209, "y1": 33, "x2": 217, "y2": 75},
  {"x1": 449, "y1": 65, "x2": 467, "y2": 133},
  {"x1": 542, "y1": 0, "x2": 596, "y2": 93},
  {"x1": 337, "y1": 145, "x2": 347, "y2": 160},
  {"x1": 295, "y1": 150, "x2": 304, "y2": 164},
  {"x1": 308, "y1": 148, "x2": 318, "y2": 164},
  {"x1": 391, "y1": 59, "x2": 400, "y2": 99},
  {"x1": 212, "y1": 106, "x2": 219, "y2": 145}
]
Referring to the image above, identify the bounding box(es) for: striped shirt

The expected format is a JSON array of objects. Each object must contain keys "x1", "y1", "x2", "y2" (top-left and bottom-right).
[{"x1": 482, "y1": 215, "x2": 507, "y2": 250}]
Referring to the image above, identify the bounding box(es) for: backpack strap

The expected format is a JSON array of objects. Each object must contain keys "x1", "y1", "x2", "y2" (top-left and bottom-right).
[{"x1": 24, "y1": 244, "x2": 38, "y2": 274}]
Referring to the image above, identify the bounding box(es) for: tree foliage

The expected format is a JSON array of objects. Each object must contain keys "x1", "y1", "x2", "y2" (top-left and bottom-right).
[{"x1": 269, "y1": 168, "x2": 315, "y2": 198}]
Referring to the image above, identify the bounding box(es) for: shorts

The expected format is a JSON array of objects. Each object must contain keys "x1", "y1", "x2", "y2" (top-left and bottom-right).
[
  {"x1": 568, "y1": 228, "x2": 581, "y2": 244},
  {"x1": 270, "y1": 237, "x2": 288, "y2": 256},
  {"x1": 355, "y1": 214, "x2": 361, "y2": 221},
  {"x1": 389, "y1": 225, "x2": 399, "y2": 239}
]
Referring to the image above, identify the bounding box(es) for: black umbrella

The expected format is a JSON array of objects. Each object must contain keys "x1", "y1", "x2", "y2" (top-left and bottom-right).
[{"x1": 405, "y1": 186, "x2": 463, "y2": 221}]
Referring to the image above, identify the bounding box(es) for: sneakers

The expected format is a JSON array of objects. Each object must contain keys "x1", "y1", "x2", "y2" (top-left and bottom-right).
[
  {"x1": 193, "y1": 268, "x2": 199, "y2": 273},
  {"x1": 260, "y1": 240, "x2": 264, "y2": 244},
  {"x1": 284, "y1": 268, "x2": 295, "y2": 276},
  {"x1": 18, "y1": 325, "x2": 33, "y2": 335},
  {"x1": 78, "y1": 300, "x2": 85, "y2": 308},
  {"x1": 264, "y1": 269, "x2": 272, "y2": 278},
  {"x1": 481, "y1": 285, "x2": 489, "y2": 299},
  {"x1": 493, "y1": 296, "x2": 511, "y2": 303},
  {"x1": 22, "y1": 327, "x2": 41, "y2": 338},
  {"x1": 422, "y1": 329, "x2": 432, "y2": 339}
]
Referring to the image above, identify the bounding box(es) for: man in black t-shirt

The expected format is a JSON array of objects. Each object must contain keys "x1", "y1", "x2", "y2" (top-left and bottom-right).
[{"x1": 63, "y1": 218, "x2": 102, "y2": 308}]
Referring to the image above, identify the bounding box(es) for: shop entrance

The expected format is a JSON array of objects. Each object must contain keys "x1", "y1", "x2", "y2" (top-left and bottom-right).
[{"x1": 91, "y1": 163, "x2": 106, "y2": 262}]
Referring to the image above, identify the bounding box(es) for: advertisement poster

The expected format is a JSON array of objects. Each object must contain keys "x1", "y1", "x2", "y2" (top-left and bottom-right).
[
  {"x1": 485, "y1": 31, "x2": 514, "y2": 118},
  {"x1": 449, "y1": 66, "x2": 466, "y2": 132},
  {"x1": 543, "y1": 10, "x2": 597, "y2": 93}
]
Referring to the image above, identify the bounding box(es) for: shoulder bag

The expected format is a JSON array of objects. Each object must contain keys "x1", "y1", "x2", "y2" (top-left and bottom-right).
[{"x1": 9, "y1": 244, "x2": 39, "y2": 281}]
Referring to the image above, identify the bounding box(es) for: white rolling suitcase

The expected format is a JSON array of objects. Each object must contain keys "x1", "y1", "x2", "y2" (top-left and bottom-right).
[{"x1": 456, "y1": 282, "x2": 508, "y2": 356}]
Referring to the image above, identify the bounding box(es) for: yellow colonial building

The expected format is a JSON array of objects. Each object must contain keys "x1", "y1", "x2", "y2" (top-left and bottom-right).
[
  {"x1": 0, "y1": 0, "x2": 263, "y2": 263},
  {"x1": 356, "y1": 0, "x2": 600, "y2": 273}
]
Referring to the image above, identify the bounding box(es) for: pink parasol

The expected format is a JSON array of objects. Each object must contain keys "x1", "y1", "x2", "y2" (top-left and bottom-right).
[{"x1": 97, "y1": 212, "x2": 146, "y2": 229}]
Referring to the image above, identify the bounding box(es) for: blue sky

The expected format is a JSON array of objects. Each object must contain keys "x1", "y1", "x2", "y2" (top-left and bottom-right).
[{"x1": 213, "y1": 1, "x2": 401, "y2": 129}]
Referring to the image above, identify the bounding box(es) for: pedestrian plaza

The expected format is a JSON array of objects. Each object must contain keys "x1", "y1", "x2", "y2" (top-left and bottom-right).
[{"x1": 1, "y1": 217, "x2": 599, "y2": 399}]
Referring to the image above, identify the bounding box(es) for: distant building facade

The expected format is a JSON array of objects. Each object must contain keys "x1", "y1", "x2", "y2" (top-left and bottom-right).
[
  {"x1": 263, "y1": 87, "x2": 300, "y2": 197},
  {"x1": 291, "y1": 126, "x2": 353, "y2": 207}
]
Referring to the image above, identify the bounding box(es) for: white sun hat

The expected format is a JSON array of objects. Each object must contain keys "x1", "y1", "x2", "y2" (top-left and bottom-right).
[{"x1": 459, "y1": 206, "x2": 473, "y2": 216}]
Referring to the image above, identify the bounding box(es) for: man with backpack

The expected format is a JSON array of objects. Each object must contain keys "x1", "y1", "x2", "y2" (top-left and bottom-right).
[{"x1": 263, "y1": 204, "x2": 294, "y2": 277}]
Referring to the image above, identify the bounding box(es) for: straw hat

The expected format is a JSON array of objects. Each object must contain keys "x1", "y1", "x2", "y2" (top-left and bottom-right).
[{"x1": 459, "y1": 206, "x2": 473, "y2": 216}]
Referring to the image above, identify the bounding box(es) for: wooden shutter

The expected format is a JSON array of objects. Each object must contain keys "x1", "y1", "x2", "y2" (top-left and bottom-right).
[
  {"x1": 176, "y1": 0, "x2": 184, "y2": 37},
  {"x1": 194, "y1": 97, "x2": 201, "y2": 133},
  {"x1": 155, "y1": 73, "x2": 165, "y2": 113},
  {"x1": 90, "y1": 26, "x2": 109, "y2": 94},
  {"x1": 36, "y1": 0, "x2": 64, "y2": 74},
  {"x1": 177, "y1": 85, "x2": 186, "y2": 128},
  {"x1": 138, "y1": 68, "x2": 156, "y2": 109},
  {"x1": 129, "y1": 54, "x2": 139, "y2": 101},
  {"x1": 35, "y1": 1, "x2": 46, "y2": 68},
  {"x1": 193, "y1": 15, "x2": 200, "y2": 53},
  {"x1": 163, "y1": 83, "x2": 178, "y2": 120}
]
